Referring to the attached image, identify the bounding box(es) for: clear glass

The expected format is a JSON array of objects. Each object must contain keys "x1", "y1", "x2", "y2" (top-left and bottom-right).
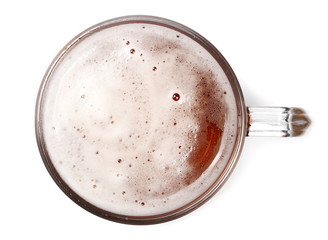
[
  {"x1": 247, "y1": 107, "x2": 310, "y2": 137},
  {"x1": 35, "y1": 15, "x2": 310, "y2": 225}
]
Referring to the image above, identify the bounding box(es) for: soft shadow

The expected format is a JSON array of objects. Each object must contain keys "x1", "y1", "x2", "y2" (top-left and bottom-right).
[{"x1": 239, "y1": 79, "x2": 272, "y2": 106}]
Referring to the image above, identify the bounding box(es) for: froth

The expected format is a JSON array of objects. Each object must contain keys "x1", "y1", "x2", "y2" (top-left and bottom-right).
[{"x1": 41, "y1": 22, "x2": 238, "y2": 216}]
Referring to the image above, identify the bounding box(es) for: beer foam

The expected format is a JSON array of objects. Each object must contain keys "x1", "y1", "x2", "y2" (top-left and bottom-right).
[{"x1": 41, "y1": 22, "x2": 238, "y2": 216}]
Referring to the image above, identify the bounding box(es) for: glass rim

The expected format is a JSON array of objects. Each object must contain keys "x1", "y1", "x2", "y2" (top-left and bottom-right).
[{"x1": 35, "y1": 15, "x2": 247, "y2": 224}]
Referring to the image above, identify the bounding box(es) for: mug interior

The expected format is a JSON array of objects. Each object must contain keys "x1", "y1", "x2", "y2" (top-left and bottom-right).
[{"x1": 35, "y1": 15, "x2": 247, "y2": 224}]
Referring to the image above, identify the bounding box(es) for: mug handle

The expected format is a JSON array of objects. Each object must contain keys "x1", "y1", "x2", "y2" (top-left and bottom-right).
[{"x1": 247, "y1": 107, "x2": 311, "y2": 137}]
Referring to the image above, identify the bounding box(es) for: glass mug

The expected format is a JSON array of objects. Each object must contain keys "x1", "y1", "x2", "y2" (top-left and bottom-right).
[{"x1": 35, "y1": 15, "x2": 310, "y2": 224}]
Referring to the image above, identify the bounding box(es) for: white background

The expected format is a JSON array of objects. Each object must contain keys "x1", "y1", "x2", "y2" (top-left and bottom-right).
[{"x1": 1, "y1": 0, "x2": 327, "y2": 239}]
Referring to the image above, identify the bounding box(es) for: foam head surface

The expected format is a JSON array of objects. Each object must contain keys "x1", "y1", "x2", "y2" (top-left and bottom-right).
[{"x1": 40, "y1": 22, "x2": 238, "y2": 216}]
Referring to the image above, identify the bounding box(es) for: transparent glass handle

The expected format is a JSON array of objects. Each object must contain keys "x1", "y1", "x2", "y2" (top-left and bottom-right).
[{"x1": 247, "y1": 107, "x2": 311, "y2": 137}]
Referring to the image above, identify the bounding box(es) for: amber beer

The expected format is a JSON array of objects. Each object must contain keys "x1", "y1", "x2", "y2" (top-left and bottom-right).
[{"x1": 39, "y1": 20, "x2": 238, "y2": 218}]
